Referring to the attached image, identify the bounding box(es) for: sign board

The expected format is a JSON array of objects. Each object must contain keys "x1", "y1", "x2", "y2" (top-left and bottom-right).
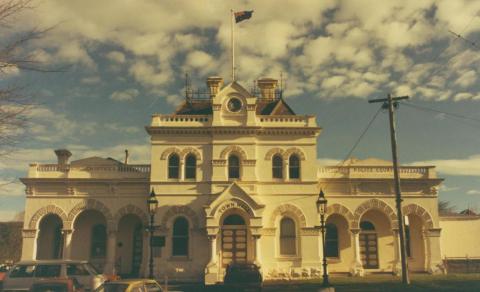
[{"x1": 152, "y1": 236, "x2": 165, "y2": 247}]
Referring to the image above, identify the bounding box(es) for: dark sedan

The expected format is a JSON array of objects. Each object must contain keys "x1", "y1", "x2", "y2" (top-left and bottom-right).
[{"x1": 224, "y1": 263, "x2": 262, "y2": 292}]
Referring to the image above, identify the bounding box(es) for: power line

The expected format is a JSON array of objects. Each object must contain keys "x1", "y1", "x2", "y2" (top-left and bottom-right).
[
  {"x1": 402, "y1": 102, "x2": 480, "y2": 124},
  {"x1": 278, "y1": 106, "x2": 383, "y2": 205}
]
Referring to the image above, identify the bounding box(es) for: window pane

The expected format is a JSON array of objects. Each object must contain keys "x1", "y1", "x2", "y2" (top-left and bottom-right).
[
  {"x1": 91, "y1": 224, "x2": 106, "y2": 258},
  {"x1": 9, "y1": 265, "x2": 35, "y2": 278},
  {"x1": 168, "y1": 154, "x2": 180, "y2": 179},
  {"x1": 272, "y1": 155, "x2": 283, "y2": 179},
  {"x1": 405, "y1": 225, "x2": 411, "y2": 257},
  {"x1": 280, "y1": 218, "x2": 296, "y2": 255},
  {"x1": 172, "y1": 217, "x2": 189, "y2": 256},
  {"x1": 289, "y1": 155, "x2": 300, "y2": 179},
  {"x1": 228, "y1": 155, "x2": 240, "y2": 179},
  {"x1": 35, "y1": 265, "x2": 61, "y2": 278},
  {"x1": 67, "y1": 264, "x2": 90, "y2": 276},
  {"x1": 145, "y1": 283, "x2": 163, "y2": 292},
  {"x1": 185, "y1": 154, "x2": 196, "y2": 179},
  {"x1": 326, "y1": 224, "x2": 339, "y2": 258}
]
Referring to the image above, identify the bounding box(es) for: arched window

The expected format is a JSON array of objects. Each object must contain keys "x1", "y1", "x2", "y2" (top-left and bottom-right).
[
  {"x1": 172, "y1": 217, "x2": 189, "y2": 256},
  {"x1": 360, "y1": 221, "x2": 375, "y2": 231},
  {"x1": 90, "y1": 224, "x2": 106, "y2": 258},
  {"x1": 168, "y1": 153, "x2": 180, "y2": 179},
  {"x1": 228, "y1": 154, "x2": 240, "y2": 179},
  {"x1": 289, "y1": 155, "x2": 300, "y2": 179},
  {"x1": 185, "y1": 154, "x2": 196, "y2": 179},
  {"x1": 272, "y1": 154, "x2": 283, "y2": 179},
  {"x1": 325, "y1": 223, "x2": 339, "y2": 258},
  {"x1": 280, "y1": 217, "x2": 296, "y2": 255}
]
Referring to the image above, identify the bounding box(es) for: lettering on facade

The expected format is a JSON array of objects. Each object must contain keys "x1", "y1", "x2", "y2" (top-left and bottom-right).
[{"x1": 217, "y1": 200, "x2": 253, "y2": 216}]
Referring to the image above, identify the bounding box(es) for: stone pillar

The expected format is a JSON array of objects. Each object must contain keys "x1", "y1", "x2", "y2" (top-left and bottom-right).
[
  {"x1": 253, "y1": 235, "x2": 261, "y2": 266},
  {"x1": 349, "y1": 228, "x2": 364, "y2": 276},
  {"x1": 391, "y1": 229, "x2": 401, "y2": 275},
  {"x1": 205, "y1": 228, "x2": 219, "y2": 286},
  {"x1": 180, "y1": 160, "x2": 185, "y2": 180},
  {"x1": 21, "y1": 229, "x2": 37, "y2": 260},
  {"x1": 425, "y1": 228, "x2": 445, "y2": 274},
  {"x1": 104, "y1": 229, "x2": 117, "y2": 275},
  {"x1": 62, "y1": 229, "x2": 73, "y2": 260}
]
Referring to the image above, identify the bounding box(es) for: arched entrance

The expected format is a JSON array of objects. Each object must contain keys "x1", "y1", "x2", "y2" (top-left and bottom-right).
[
  {"x1": 358, "y1": 209, "x2": 394, "y2": 270},
  {"x1": 221, "y1": 214, "x2": 248, "y2": 267},
  {"x1": 71, "y1": 210, "x2": 107, "y2": 271},
  {"x1": 116, "y1": 214, "x2": 144, "y2": 278},
  {"x1": 406, "y1": 214, "x2": 426, "y2": 271},
  {"x1": 36, "y1": 214, "x2": 63, "y2": 259}
]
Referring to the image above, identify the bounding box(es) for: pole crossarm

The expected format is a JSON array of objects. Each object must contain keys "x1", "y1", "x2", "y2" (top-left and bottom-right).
[{"x1": 368, "y1": 96, "x2": 409, "y2": 103}]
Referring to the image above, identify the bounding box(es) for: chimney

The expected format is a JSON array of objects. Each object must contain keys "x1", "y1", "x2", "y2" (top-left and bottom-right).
[
  {"x1": 257, "y1": 78, "x2": 278, "y2": 99},
  {"x1": 54, "y1": 149, "x2": 72, "y2": 168},
  {"x1": 124, "y1": 149, "x2": 129, "y2": 165},
  {"x1": 206, "y1": 76, "x2": 224, "y2": 98}
]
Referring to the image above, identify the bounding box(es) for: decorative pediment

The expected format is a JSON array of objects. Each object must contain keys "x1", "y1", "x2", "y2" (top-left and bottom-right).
[{"x1": 205, "y1": 182, "x2": 264, "y2": 219}]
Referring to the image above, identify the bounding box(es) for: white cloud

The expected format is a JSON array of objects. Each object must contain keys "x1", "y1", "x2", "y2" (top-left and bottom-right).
[
  {"x1": 410, "y1": 155, "x2": 480, "y2": 176},
  {"x1": 466, "y1": 189, "x2": 480, "y2": 195},
  {"x1": 0, "y1": 178, "x2": 25, "y2": 197},
  {"x1": 81, "y1": 76, "x2": 102, "y2": 84},
  {"x1": 110, "y1": 88, "x2": 139, "y2": 101},
  {"x1": 106, "y1": 51, "x2": 126, "y2": 64}
]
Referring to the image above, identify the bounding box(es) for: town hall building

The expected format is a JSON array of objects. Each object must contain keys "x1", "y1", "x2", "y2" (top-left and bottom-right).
[{"x1": 20, "y1": 77, "x2": 449, "y2": 283}]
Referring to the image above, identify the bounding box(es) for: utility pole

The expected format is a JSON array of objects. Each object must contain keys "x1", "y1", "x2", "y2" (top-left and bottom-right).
[{"x1": 369, "y1": 94, "x2": 410, "y2": 285}]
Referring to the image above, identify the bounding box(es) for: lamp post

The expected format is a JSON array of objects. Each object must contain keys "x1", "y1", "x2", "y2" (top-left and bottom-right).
[
  {"x1": 316, "y1": 189, "x2": 330, "y2": 288},
  {"x1": 147, "y1": 188, "x2": 158, "y2": 279}
]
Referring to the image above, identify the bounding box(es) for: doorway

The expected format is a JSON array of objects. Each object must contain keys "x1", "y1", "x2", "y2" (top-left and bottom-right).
[
  {"x1": 221, "y1": 214, "x2": 247, "y2": 267},
  {"x1": 359, "y1": 221, "x2": 379, "y2": 269}
]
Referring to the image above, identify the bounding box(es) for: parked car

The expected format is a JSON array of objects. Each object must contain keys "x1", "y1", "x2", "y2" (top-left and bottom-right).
[
  {"x1": 2, "y1": 260, "x2": 106, "y2": 291},
  {"x1": 29, "y1": 278, "x2": 85, "y2": 292},
  {"x1": 0, "y1": 263, "x2": 13, "y2": 291},
  {"x1": 224, "y1": 263, "x2": 263, "y2": 292},
  {"x1": 94, "y1": 279, "x2": 163, "y2": 292}
]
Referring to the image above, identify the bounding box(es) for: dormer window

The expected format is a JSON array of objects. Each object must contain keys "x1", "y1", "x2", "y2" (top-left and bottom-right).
[
  {"x1": 227, "y1": 98, "x2": 242, "y2": 113},
  {"x1": 228, "y1": 154, "x2": 240, "y2": 179}
]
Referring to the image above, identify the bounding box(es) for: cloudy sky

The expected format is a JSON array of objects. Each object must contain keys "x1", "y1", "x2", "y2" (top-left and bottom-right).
[{"x1": 1, "y1": 0, "x2": 480, "y2": 220}]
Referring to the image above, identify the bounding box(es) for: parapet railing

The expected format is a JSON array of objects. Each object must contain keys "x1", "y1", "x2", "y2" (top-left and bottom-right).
[
  {"x1": 151, "y1": 114, "x2": 211, "y2": 126},
  {"x1": 318, "y1": 165, "x2": 434, "y2": 179},
  {"x1": 35, "y1": 164, "x2": 151, "y2": 173}
]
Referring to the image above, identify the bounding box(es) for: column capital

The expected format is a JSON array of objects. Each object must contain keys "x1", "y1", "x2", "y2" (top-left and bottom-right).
[
  {"x1": 61, "y1": 229, "x2": 73, "y2": 235},
  {"x1": 425, "y1": 228, "x2": 441, "y2": 237},
  {"x1": 207, "y1": 234, "x2": 217, "y2": 240},
  {"x1": 22, "y1": 229, "x2": 36, "y2": 238},
  {"x1": 350, "y1": 228, "x2": 360, "y2": 234}
]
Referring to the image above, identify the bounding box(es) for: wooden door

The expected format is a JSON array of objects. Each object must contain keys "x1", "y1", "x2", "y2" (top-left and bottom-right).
[
  {"x1": 221, "y1": 227, "x2": 247, "y2": 267},
  {"x1": 360, "y1": 233, "x2": 379, "y2": 269}
]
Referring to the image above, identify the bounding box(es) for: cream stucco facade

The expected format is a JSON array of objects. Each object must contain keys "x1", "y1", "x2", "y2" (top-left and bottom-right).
[{"x1": 20, "y1": 77, "x2": 453, "y2": 283}]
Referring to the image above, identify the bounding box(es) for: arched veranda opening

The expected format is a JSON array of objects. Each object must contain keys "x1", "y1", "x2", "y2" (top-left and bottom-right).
[
  {"x1": 36, "y1": 214, "x2": 63, "y2": 260},
  {"x1": 116, "y1": 214, "x2": 144, "y2": 278},
  {"x1": 71, "y1": 210, "x2": 107, "y2": 271}
]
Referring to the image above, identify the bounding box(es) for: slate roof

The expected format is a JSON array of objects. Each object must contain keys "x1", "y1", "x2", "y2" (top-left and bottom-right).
[{"x1": 174, "y1": 98, "x2": 295, "y2": 116}]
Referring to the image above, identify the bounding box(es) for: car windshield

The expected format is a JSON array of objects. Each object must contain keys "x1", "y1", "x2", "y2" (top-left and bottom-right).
[
  {"x1": 83, "y1": 263, "x2": 99, "y2": 275},
  {"x1": 31, "y1": 283, "x2": 68, "y2": 292},
  {"x1": 95, "y1": 283, "x2": 129, "y2": 292}
]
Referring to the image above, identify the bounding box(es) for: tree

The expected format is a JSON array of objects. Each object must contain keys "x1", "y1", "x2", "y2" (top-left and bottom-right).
[
  {"x1": 438, "y1": 200, "x2": 456, "y2": 216},
  {"x1": 0, "y1": 0, "x2": 52, "y2": 158}
]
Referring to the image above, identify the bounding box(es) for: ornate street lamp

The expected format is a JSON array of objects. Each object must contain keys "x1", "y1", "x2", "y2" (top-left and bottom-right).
[
  {"x1": 316, "y1": 189, "x2": 330, "y2": 288},
  {"x1": 147, "y1": 188, "x2": 158, "y2": 279}
]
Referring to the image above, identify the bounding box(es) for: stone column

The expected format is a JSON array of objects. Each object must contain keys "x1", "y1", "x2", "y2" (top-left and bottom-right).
[
  {"x1": 391, "y1": 228, "x2": 401, "y2": 275},
  {"x1": 205, "y1": 228, "x2": 219, "y2": 286},
  {"x1": 62, "y1": 229, "x2": 73, "y2": 260},
  {"x1": 349, "y1": 228, "x2": 364, "y2": 276},
  {"x1": 425, "y1": 228, "x2": 445, "y2": 274},
  {"x1": 104, "y1": 229, "x2": 117, "y2": 275},
  {"x1": 21, "y1": 229, "x2": 37, "y2": 260},
  {"x1": 253, "y1": 235, "x2": 262, "y2": 266},
  {"x1": 208, "y1": 235, "x2": 217, "y2": 265}
]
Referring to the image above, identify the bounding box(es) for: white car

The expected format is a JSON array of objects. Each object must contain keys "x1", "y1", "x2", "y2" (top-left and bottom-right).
[{"x1": 3, "y1": 260, "x2": 106, "y2": 291}]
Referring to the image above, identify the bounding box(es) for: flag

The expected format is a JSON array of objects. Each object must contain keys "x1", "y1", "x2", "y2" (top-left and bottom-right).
[{"x1": 234, "y1": 10, "x2": 254, "y2": 23}]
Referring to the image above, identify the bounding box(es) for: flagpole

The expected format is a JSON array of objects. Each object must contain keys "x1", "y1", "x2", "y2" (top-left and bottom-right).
[{"x1": 231, "y1": 9, "x2": 235, "y2": 81}]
